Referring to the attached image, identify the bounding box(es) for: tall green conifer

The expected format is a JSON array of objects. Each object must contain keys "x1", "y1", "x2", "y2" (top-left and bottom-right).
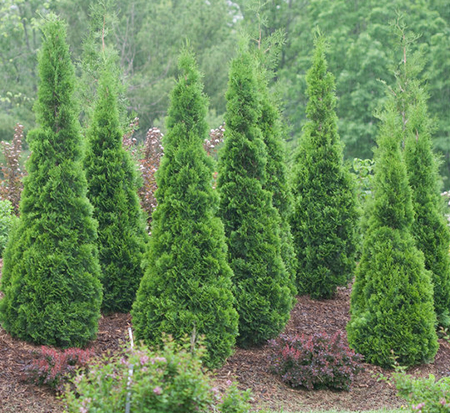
[
  {"x1": 84, "y1": 67, "x2": 148, "y2": 313},
  {"x1": 347, "y1": 96, "x2": 438, "y2": 367},
  {"x1": 0, "y1": 18, "x2": 102, "y2": 348},
  {"x1": 290, "y1": 37, "x2": 358, "y2": 298},
  {"x1": 132, "y1": 51, "x2": 238, "y2": 368},
  {"x1": 217, "y1": 50, "x2": 294, "y2": 348},
  {"x1": 257, "y1": 68, "x2": 297, "y2": 292},
  {"x1": 397, "y1": 38, "x2": 450, "y2": 327}
]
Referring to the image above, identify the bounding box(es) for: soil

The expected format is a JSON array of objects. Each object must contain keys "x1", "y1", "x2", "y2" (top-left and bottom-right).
[{"x1": 2, "y1": 280, "x2": 450, "y2": 412}]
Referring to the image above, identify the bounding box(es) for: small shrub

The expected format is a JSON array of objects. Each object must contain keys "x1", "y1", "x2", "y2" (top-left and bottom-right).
[
  {"x1": 268, "y1": 332, "x2": 364, "y2": 391},
  {"x1": 64, "y1": 336, "x2": 252, "y2": 413},
  {"x1": 393, "y1": 370, "x2": 450, "y2": 413},
  {"x1": 0, "y1": 199, "x2": 16, "y2": 256},
  {"x1": 26, "y1": 346, "x2": 93, "y2": 392}
]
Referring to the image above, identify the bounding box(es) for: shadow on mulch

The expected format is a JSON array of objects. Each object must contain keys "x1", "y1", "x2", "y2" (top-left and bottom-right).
[{"x1": 2, "y1": 281, "x2": 450, "y2": 412}]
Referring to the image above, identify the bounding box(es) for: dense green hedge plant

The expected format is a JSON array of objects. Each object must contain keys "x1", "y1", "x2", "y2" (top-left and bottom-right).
[
  {"x1": 398, "y1": 43, "x2": 450, "y2": 327},
  {"x1": 85, "y1": 66, "x2": 148, "y2": 313},
  {"x1": 217, "y1": 49, "x2": 294, "y2": 347},
  {"x1": 257, "y1": 65, "x2": 297, "y2": 292},
  {"x1": 347, "y1": 94, "x2": 438, "y2": 367},
  {"x1": 64, "y1": 337, "x2": 252, "y2": 413},
  {"x1": 132, "y1": 50, "x2": 238, "y2": 368},
  {"x1": 290, "y1": 36, "x2": 358, "y2": 299},
  {"x1": 0, "y1": 17, "x2": 102, "y2": 348}
]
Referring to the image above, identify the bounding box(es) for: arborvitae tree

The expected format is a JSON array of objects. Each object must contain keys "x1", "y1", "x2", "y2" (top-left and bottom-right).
[
  {"x1": 84, "y1": 67, "x2": 148, "y2": 313},
  {"x1": 0, "y1": 18, "x2": 102, "y2": 348},
  {"x1": 131, "y1": 51, "x2": 238, "y2": 368},
  {"x1": 395, "y1": 36, "x2": 450, "y2": 327},
  {"x1": 347, "y1": 97, "x2": 438, "y2": 367},
  {"x1": 217, "y1": 50, "x2": 294, "y2": 348},
  {"x1": 290, "y1": 37, "x2": 358, "y2": 298},
  {"x1": 257, "y1": 69, "x2": 297, "y2": 294},
  {"x1": 404, "y1": 91, "x2": 450, "y2": 327}
]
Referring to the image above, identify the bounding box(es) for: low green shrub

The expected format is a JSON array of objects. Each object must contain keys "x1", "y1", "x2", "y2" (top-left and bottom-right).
[
  {"x1": 393, "y1": 370, "x2": 450, "y2": 413},
  {"x1": 268, "y1": 332, "x2": 364, "y2": 391},
  {"x1": 64, "y1": 336, "x2": 252, "y2": 413}
]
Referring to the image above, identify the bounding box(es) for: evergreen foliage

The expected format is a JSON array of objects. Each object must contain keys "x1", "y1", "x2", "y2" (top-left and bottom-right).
[
  {"x1": 131, "y1": 50, "x2": 238, "y2": 368},
  {"x1": 84, "y1": 66, "x2": 148, "y2": 313},
  {"x1": 290, "y1": 37, "x2": 358, "y2": 299},
  {"x1": 347, "y1": 97, "x2": 438, "y2": 367},
  {"x1": 257, "y1": 67, "x2": 297, "y2": 294},
  {"x1": 0, "y1": 18, "x2": 102, "y2": 348},
  {"x1": 397, "y1": 39, "x2": 450, "y2": 327},
  {"x1": 217, "y1": 50, "x2": 294, "y2": 348}
]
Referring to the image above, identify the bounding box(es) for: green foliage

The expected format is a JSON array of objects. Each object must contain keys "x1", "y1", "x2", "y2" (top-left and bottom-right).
[
  {"x1": 132, "y1": 50, "x2": 238, "y2": 368},
  {"x1": 347, "y1": 98, "x2": 438, "y2": 367},
  {"x1": 0, "y1": 199, "x2": 16, "y2": 257},
  {"x1": 393, "y1": 370, "x2": 450, "y2": 413},
  {"x1": 0, "y1": 17, "x2": 102, "y2": 348},
  {"x1": 84, "y1": 66, "x2": 148, "y2": 313},
  {"x1": 217, "y1": 50, "x2": 294, "y2": 348},
  {"x1": 256, "y1": 60, "x2": 297, "y2": 295},
  {"x1": 64, "y1": 337, "x2": 252, "y2": 413},
  {"x1": 290, "y1": 36, "x2": 358, "y2": 299},
  {"x1": 395, "y1": 31, "x2": 450, "y2": 327}
]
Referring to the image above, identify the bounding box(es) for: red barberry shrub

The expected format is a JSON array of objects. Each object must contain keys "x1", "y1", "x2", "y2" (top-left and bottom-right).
[
  {"x1": 268, "y1": 332, "x2": 363, "y2": 391},
  {"x1": 0, "y1": 123, "x2": 24, "y2": 215},
  {"x1": 26, "y1": 346, "x2": 93, "y2": 392}
]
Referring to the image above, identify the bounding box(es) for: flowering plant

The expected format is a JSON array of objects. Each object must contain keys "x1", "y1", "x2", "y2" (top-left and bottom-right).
[
  {"x1": 393, "y1": 371, "x2": 450, "y2": 413},
  {"x1": 64, "y1": 335, "x2": 251, "y2": 413}
]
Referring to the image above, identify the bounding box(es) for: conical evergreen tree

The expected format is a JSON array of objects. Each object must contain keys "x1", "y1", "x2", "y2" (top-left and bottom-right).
[
  {"x1": 347, "y1": 96, "x2": 438, "y2": 367},
  {"x1": 217, "y1": 50, "x2": 294, "y2": 348},
  {"x1": 396, "y1": 42, "x2": 450, "y2": 327},
  {"x1": 84, "y1": 66, "x2": 148, "y2": 313},
  {"x1": 257, "y1": 68, "x2": 298, "y2": 294},
  {"x1": 290, "y1": 37, "x2": 358, "y2": 299},
  {"x1": 132, "y1": 51, "x2": 238, "y2": 368},
  {"x1": 0, "y1": 18, "x2": 102, "y2": 348}
]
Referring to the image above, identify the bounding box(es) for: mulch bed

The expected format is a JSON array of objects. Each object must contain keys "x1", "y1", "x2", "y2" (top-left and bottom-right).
[{"x1": 2, "y1": 281, "x2": 450, "y2": 412}]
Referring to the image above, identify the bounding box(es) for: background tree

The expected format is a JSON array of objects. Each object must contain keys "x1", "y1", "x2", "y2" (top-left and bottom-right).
[
  {"x1": 0, "y1": 17, "x2": 102, "y2": 348},
  {"x1": 290, "y1": 36, "x2": 358, "y2": 299},
  {"x1": 85, "y1": 65, "x2": 148, "y2": 313},
  {"x1": 347, "y1": 95, "x2": 438, "y2": 367},
  {"x1": 132, "y1": 50, "x2": 238, "y2": 368},
  {"x1": 217, "y1": 48, "x2": 294, "y2": 348}
]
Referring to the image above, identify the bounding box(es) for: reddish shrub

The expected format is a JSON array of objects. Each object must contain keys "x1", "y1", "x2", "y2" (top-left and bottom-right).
[
  {"x1": 26, "y1": 346, "x2": 93, "y2": 392},
  {"x1": 268, "y1": 332, "x2": 363, "y2": 391}
]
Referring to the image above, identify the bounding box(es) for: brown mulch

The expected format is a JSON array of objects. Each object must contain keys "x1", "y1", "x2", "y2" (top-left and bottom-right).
[{"x1": 2, "y1": 282, "x2": 450, "y2": 412}]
